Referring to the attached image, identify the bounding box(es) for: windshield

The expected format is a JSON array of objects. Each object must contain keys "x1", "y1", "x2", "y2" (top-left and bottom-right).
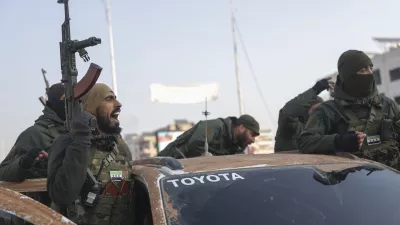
[{"x1": 160, "y1": 164, "x2": 400, "y2": 225}]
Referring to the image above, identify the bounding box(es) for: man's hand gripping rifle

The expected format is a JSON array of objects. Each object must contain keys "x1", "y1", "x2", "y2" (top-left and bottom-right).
[{"x1": 58, "y1": 0, "x2": 103, "y2": 206}]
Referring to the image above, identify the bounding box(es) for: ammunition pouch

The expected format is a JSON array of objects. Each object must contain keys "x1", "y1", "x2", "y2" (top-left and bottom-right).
[
  {"x1": 90, "y1": 195, "x2": 131, "y2": 225},
  {"x1": 66, "y1": 180, "x2": 132, "y2": 225},
  {"x1": 63, "y1": 141, "x2": 133, "y2": 224},
  {"x1": 381, "y1": 117, "x2": 395, "y2": 142}
]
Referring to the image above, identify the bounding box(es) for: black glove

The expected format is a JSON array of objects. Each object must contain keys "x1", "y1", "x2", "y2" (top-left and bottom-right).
[
  {"x1": 313, "y1": 78, "x2": 331, "y2": 95},
  {"x1": 19, "y1": 148, "x2": 42, "y2": 169},
  {"x1": 334, "y1": 131, "x2": 359, "y2": 153},
  {"x1": 71, "y1": 111, "x2": 96, "y2": 141}
]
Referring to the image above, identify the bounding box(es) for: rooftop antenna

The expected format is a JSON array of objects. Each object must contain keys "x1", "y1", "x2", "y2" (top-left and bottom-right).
[{"x1": 202, "y1": 97, "x2": 212, "y2": 156}]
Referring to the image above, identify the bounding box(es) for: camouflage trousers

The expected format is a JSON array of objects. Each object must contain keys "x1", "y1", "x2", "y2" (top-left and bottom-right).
[{"x1": 358, "y1": 145, "x2": 400, "y2": 171}]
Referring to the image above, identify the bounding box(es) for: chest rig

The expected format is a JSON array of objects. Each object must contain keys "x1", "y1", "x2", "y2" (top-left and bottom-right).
[
  {"x1": 347, "y1": 106, "x2": 382, "y2": 145},
  {"x1": 330, "y1": 101, "x2": 399, "y2": 167},
  {"x1": 66, "y1": 139, "x2": 133, "y2": 225}
]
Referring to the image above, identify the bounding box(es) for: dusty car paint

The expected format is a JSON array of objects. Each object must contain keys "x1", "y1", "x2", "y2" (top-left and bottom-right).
[
  {"x1": 0, "y1": 187, "x2": 75, "y2": 225},
  {"x1": 130, "y1": 153, "x2": 382, "y2": 225},
  {"x1": 178, "y1": 154, "x2": 372, "y2": 173},
  {"x1": 131, "y1": 165, "x2": 167, "y2": 225}
]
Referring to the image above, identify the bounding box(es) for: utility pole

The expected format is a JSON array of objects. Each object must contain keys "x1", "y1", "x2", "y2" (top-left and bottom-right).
[
  {"x1": 230, "y1": 0, "x2": 244, "y2": 115},
  {"x1": 105, "y1": 0, "x2": 118, "y2": 96}
]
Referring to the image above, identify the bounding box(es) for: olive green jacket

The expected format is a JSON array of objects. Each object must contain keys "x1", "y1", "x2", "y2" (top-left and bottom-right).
[
  {"x1": 157, "y1": 117, "x2": 242, "y2": 159},
  {"x1": 0, "y1": 106, "x2": 65, "y2": 182},
  {"x1": 297, "y1": 81, "x2": 400, "y2": 155}
]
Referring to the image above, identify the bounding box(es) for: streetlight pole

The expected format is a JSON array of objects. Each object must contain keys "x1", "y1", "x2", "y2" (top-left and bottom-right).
[{"x1": 105, "y1": 0, "x2": 118, "y2": 96}]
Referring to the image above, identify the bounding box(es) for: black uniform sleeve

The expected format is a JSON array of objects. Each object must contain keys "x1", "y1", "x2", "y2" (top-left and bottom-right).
[
  {"x1": 282, "y1": 88, "x2": 319, "y2": 116},
  {"x1": 47, "y1": 133, "x2": 92, "y2": 205},
  {"x1": 0, "y1": 146, "x2": 29, "y2": 182},
  {"x1": 297, "y1": 107, "x2": 338, "y2": 154}
]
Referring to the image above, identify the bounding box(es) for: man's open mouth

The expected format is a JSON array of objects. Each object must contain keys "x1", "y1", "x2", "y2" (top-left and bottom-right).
[{"x1": 111, "y1": 110, "x2": 120, "y2": 120}]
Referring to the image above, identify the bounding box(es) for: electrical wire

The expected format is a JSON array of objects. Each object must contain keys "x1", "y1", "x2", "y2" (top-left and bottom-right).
[{"x1": 234, "y1": 20, "x2": 277, "y2": 129}]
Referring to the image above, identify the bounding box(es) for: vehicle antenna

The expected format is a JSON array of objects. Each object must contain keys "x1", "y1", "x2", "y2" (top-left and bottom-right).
[{"x1": 202, "y1": 97, "x2": 212, "y2": 156}]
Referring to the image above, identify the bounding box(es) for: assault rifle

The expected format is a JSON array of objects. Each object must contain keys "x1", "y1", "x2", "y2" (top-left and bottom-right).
[
  {"x1": 0, "y1": 0, "x2": 104, "y2": 197},
  {"x1": 38, "y1": 68, "x2": 50, "y2": 106},
  {"x1": 58, "y1": 0, "x2": 102, "y2": 131},
  {"x1": 58, "y1": 0, "x2": 103, "y2": 209}
]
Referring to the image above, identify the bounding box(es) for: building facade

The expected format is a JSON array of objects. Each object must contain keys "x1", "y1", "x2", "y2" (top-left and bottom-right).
[
  {"x1": 124, "y1": 133, "x2": 140, "y2": 160},
  {"x1": 249, "y1": 129, "x2": 275, "y2": 154},
  {"x1": 124, "y1": 119, "x2": 195, "y2": 159}
]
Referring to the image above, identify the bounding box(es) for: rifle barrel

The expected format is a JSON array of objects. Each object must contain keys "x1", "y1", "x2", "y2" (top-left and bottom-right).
[{"x1": 71, "y1": 38, "x2": 102, "y2": 52}]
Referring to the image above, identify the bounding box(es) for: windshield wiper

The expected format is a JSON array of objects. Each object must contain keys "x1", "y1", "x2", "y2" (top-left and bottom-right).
[{"x1": 312, "y1": 165, "x2": 383, "y2": 185}]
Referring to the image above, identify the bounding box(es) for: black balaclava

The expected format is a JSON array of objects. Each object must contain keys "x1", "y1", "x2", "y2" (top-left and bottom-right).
[
  {"x1": 337, "y1": 50, "x2": 374, "y2": 98},
  {"x1": 46, "y1": 83, "x2": 66, "y2": 120}
]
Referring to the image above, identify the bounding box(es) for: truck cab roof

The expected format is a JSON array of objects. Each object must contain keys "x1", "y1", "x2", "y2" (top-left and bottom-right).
[{"x1": 0, "y1": 153, "x2": 393, "y2": 225}]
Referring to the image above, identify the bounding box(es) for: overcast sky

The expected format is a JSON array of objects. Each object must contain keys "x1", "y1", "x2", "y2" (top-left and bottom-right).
[{"x1": 0, "y1": 0, "x2": 398, "y2": 151}]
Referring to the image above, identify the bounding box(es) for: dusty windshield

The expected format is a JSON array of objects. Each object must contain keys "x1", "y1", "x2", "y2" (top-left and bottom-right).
[{"x1": 160, "y1": 164, "x2": 400, "y2": 225}]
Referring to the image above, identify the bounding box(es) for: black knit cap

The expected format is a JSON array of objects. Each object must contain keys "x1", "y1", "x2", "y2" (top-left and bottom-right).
[
  {"x1": 46, "y1": 83, "x2": 66, "y2": 120},
  {"x1": 237, "y1": 114, "x2": 260, "y2": 136},
  {"x1": 47, "y1": 83, "x2": 65, "y2": 103}
]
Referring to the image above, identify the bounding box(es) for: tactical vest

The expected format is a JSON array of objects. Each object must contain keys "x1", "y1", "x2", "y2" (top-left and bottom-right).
[
  {"x1": 65, "y1": 142, "x2": 133, "y2": 225},
  {"x1": 326, "y1": 100, "x2": 400, "y2": 169}
]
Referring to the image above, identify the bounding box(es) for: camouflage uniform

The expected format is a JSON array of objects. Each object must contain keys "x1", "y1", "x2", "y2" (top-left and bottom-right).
[
  {"x1": 158, "y1": 115, "x2": 260, "y2": 159},
  {"x1": 297, "y1": 50, "x2": 400, "y2": 170}
]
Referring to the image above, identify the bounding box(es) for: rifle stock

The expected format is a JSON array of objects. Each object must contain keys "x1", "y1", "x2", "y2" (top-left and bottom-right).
[
  {"x1": 39, "y1": 96, "x2": 46, "y2": 106},
  {"x1": 41, "y1": 68, "x2": 50, "y2": 93}
]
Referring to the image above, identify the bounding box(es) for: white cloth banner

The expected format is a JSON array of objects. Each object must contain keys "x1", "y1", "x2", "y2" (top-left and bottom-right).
[{"x1": 150, "y1": 83, "x2": 220, "y2": 104}]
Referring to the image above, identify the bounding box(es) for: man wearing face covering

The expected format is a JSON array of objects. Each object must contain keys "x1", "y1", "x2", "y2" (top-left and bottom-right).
[
  {"x1": 0, "y1": 83, "x2": 66, "y2": 223},
  {"x1": 297, "y1": 50, "x2": 400, "y2": 170},
  {"x1": 47, "y1": 83, "x2": 134, "y2": 225},
  {"x1": 0, "y1": 83, "x2": 66, "y2": 182},
  {"x1": 274, "y1": 78, "x2": 333, "y2": 152}
]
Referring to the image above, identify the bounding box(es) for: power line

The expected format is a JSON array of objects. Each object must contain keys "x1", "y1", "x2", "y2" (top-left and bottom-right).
[{"x1": 234, "y1": 20, "x2": 277, "y2": 129}]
